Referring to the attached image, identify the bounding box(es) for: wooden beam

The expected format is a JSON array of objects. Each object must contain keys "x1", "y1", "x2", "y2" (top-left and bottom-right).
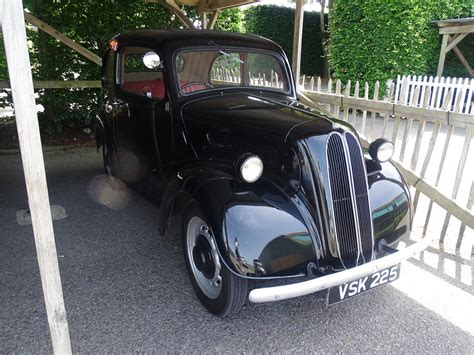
[
  {"x1": 303, "y1": 91, "x2": 474, "y2": 128},
  {"x1": 292, "y1": 0, "x2": 304, "y2": 90},
  {"x1": 145, "y1": 0, "x2": 195, "y2": 28},
  {"x1": 437, "y1": 34, "x2": 449, "y2": 77},
  {"x1": 197, "y1": 0, "x2": 258, "y2": 13},
  {"x1": 208, "y1": 10, "x2": 220, "y2": 29},
  {"x1": 452, "y1": 45, "x2": 474, "y2": 77},
  {"x1": 200, "y1": 12, "x2": 207, "y2": 29},
  {"x1": 439, "y1": 24, "x2": 474, "y2": 35},
  {"x1": 445, "y1": 32, "x2": 468, "y2": 53},
  {"x1": 23, "y1": 11, "x2": 101, "y2": 66},
  {"x1": 1, "y1": 1, "x2": 72, "y2": 354},
  {"x1": 0, "y1": 80, "x2": 101, "y2": 89}
]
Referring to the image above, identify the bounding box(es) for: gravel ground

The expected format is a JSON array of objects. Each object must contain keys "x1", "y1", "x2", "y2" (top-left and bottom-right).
[{"x1": 0, "y1": 148, "x2": 472, "y2": 353}]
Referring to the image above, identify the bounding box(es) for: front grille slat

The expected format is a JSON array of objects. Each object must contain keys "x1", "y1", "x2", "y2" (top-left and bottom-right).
[
  {"x1": 326, "y1": 132, "x2": 374, "y2": 268},
  {"x1": 346, "y1": 133, "x2": 374, "y2": 262}
]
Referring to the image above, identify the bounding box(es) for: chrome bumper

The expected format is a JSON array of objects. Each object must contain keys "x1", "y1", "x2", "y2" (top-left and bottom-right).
[{"x1": 248, "y1": 235, "x2": 432, "y2": 303}]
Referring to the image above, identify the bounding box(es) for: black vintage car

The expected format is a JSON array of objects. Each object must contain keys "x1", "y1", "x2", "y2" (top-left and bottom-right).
[{"x1": 96, "y1": 30, "x2": 428, "y2": 317}]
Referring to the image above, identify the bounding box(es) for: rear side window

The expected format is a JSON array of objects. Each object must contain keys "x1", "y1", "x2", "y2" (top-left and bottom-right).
[
  {"x1": 102, "y1": 49, "x2": 115, "y2": 89},
  {"x1": 118, "y1": 46, "x2": 165, "y2": 100}
]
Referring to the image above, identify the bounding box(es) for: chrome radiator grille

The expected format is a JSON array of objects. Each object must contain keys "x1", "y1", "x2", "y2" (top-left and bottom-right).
[{"x1": 326, "y1": 132, "x2": 374, "y2": 268}]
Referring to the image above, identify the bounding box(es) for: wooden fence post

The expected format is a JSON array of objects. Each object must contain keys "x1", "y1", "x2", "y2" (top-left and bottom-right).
[
  {"x1": 292, "y1": 0, "x2": 304, "y2": 90},
  {"x1": 1, "y1": 1, "x2": 72, "y2": 353}
]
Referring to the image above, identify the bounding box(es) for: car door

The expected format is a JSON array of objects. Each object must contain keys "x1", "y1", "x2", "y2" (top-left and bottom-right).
[{"x1": 113, "y1": 45, "x2": 171, "y2": 196}]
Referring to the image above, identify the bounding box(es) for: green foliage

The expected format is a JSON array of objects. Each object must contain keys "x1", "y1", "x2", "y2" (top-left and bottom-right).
[
  {"x1": 0, "y1": 1, "x2": 245, "y2": 135},
  {"x1": 329, "y1": 0, "x2": 472, "y2": 90},
  {"x1": 1, "y1": 0, "x2": 181, "y2": 135},
  {"x1": 244, "y1": 5, "x2": 325, "y2": 76},
  {"x1": 444, "y1": 34, "x2": 474, "y2": 77},
  {"x1": 215, "y1": 8, "x2": 245, "y2": 32}
]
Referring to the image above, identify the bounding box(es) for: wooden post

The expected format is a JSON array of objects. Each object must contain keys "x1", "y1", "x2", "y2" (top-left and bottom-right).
[
  {"x1": 437, "y1": 34, "x2": 449, "y2": 77},
  {"x1": 1, "y1": 1, "x2": 72, "y2": 354},
  {"x1": 200, "y1": 12, "x2": 208, "y2": 29},
  {"x1": 292, "y1": 0, "x2": 304, "y2": 91}
]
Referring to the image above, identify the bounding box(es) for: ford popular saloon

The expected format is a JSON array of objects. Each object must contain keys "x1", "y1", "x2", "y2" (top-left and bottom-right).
[{"x1": 96, "y1": 30, "x2": 429, "y2": 317}]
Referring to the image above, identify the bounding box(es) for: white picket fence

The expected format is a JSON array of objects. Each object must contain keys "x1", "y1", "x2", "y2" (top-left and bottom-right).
[
  {"x1": 393, "y1": 75, "x2": 474, "y2": 114},
  {"x1": 210, "y1": 67, "x2": 285, "y2": 88},
  {"x1": 300, "y1": 76, "x2": 473, "y2": 257}
]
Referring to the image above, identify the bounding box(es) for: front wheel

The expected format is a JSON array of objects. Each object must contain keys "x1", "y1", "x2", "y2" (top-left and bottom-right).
[{"x1": 182, "y1": 204, "x2": 247, "y2": 317}]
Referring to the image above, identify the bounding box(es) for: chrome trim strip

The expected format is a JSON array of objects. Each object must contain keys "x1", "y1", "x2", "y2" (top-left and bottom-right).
[
  {"x1": 340, "y1": 133, "x2": 364, "y2": 264},
  {"x1": 325, "y1": 132, "x2": 351, "y2": 268},
  {"x1": 248, "y1": 234, "x2": 432, "y2": 303},
  {"x1": 345, "y1": 131, "x2": 375, "y2": 262}
]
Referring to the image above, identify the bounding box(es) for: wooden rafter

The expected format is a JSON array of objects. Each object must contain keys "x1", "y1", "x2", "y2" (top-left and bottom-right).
[
  {"x1": 197, "y1": 0, "x2": 257, "y2": 13},
  {"x1": 24, "y1": 11, "x2": 102, "y2": 66},
  {"x1": 208, "y1": 10, "x2": 220, "y2": 29}
]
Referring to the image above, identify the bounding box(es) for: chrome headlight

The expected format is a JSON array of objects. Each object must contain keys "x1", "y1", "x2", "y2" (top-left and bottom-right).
[
  {"x1": 369, "y1": 138, "x2": 394, "y2": 163},
  {"x1": 238, "y1": 154, "x2": 263, "y2": 183}
]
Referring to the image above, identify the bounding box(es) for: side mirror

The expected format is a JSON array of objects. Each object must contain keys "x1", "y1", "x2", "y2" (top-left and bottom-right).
[{"x1": 143, "y1": 51, "x2": 161, "y2": 69}]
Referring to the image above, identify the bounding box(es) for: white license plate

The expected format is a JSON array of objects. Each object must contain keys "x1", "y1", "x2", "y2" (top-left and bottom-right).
[{"x1": 327, "y1": 264, "x2": 401, "y2": 305}]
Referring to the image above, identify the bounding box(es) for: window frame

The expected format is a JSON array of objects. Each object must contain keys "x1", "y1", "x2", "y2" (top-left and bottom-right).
[
  {"x1": 115, "y1": 45, "x2": 166, "y2": 101},
  {"x1": 172, "y1": 46, "x2": 293, "y2": 98}
]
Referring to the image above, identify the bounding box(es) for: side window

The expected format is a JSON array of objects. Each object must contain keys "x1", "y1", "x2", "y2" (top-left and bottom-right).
[
  {"x1": 246, "y1": 53, "x2": 285, "y2": 90},
  {"x1": 119, "y1": 47, "x2": 165, "y2": 100},
  {"x1": 102, "y1": 49, "x2": 115, "y2": 89},
  {"x1": 210, "y1": 52, "x2": 242, "y2": 87}
]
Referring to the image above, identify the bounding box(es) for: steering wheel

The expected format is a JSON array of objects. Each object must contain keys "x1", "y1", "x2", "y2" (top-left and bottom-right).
[{"x1": 181, "y1": 81, "x2": 214, "y2": 92}]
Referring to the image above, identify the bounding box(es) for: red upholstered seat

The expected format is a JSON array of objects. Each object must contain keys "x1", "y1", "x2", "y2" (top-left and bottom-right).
[{"x1": 122, "y1": 79, "x2": 165, "y2": 99}]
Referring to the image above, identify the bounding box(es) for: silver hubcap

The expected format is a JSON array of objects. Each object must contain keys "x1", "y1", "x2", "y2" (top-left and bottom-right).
[{"x1": 186, "y1": 216, "x2": 222, "y2": 299}]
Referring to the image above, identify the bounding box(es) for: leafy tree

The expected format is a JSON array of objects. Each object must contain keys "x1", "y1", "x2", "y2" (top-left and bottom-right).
[{"x1": 0, "y1": 1, "x2": 244, "y2": 134}]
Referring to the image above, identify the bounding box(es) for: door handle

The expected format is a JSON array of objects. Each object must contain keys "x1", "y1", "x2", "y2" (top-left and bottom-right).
[{"x1": 105, "y1": 104, "x2": 113, "y2": 113}]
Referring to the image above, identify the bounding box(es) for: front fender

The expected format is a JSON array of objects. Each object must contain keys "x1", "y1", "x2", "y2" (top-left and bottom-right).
[
  {"x1": 368, "y1": 160, "x2": 412, "y2": 247},
  {"x1": 159, "y1": 165, "x2": 321, "y2": 278}
]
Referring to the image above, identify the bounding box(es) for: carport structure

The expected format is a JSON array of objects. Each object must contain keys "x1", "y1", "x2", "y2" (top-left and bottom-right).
[
  {"x1": 0, "y1": 0, "x2": 311, "y2": 353},
  {"x1": 436, "y1": 17, "x2": 474, "y2": 78}
]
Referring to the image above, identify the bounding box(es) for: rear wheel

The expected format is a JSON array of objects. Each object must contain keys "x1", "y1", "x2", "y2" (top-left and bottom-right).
[
  {"x1": 182, "y1": 204, "x2": 247, "y2": 317},
  {"x1": 102, "y1": 140, "x2": 117, "y2": 176}
]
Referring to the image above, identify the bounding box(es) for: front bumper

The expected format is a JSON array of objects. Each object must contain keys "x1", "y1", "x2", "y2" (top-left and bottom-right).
[{"x1": 248, "y1": 234, "x2": 432, "y2": 303}]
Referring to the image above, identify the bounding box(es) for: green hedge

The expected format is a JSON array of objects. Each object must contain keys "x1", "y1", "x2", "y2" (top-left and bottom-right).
[
  {"x1": 329, "y1": 0, "x2": 472, "y2": 88},
  {"x1": 245, "y1": 5, "x2": 325, "y2": 76}
]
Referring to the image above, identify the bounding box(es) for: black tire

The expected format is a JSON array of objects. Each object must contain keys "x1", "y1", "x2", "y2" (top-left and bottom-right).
[
  {"x1": 102, "y1": 140, "x2": 117, "y2": 177},
  {"x1": 182, "y1": 203, "x2": 247, "y2": 317}
]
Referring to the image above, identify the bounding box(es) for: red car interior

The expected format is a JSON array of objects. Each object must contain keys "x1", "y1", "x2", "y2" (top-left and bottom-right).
[{"x1": 123, "y1": 79, "x2": 165, "y2": 99}]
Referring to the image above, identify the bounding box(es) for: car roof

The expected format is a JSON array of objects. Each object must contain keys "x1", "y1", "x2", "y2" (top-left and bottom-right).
[{"x1": 113, "y1": 29, "x2": 283, "y2": 53}]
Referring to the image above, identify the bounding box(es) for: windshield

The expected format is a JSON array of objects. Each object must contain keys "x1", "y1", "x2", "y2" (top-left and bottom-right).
[{"x1": 174, "y1": 48, "x2": 290, "y2": 95}]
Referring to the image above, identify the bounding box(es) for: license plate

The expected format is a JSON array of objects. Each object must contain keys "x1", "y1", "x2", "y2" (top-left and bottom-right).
[{"x1": 327, "y1": 264, "x2": 401, "y2": 305}]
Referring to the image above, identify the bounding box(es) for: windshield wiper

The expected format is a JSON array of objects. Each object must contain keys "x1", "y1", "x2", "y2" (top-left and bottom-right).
[{"x1": 208, "y1": 40, "x2": 244, "y2": 64}]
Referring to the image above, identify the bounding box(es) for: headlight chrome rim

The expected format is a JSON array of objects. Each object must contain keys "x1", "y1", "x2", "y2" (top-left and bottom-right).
[
  {"x1": 238, "y1": 154, "x2": 264, "y2": 183},
  {"x1": 369, "y1": 138, "x2": 394, "y2": 163}
]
